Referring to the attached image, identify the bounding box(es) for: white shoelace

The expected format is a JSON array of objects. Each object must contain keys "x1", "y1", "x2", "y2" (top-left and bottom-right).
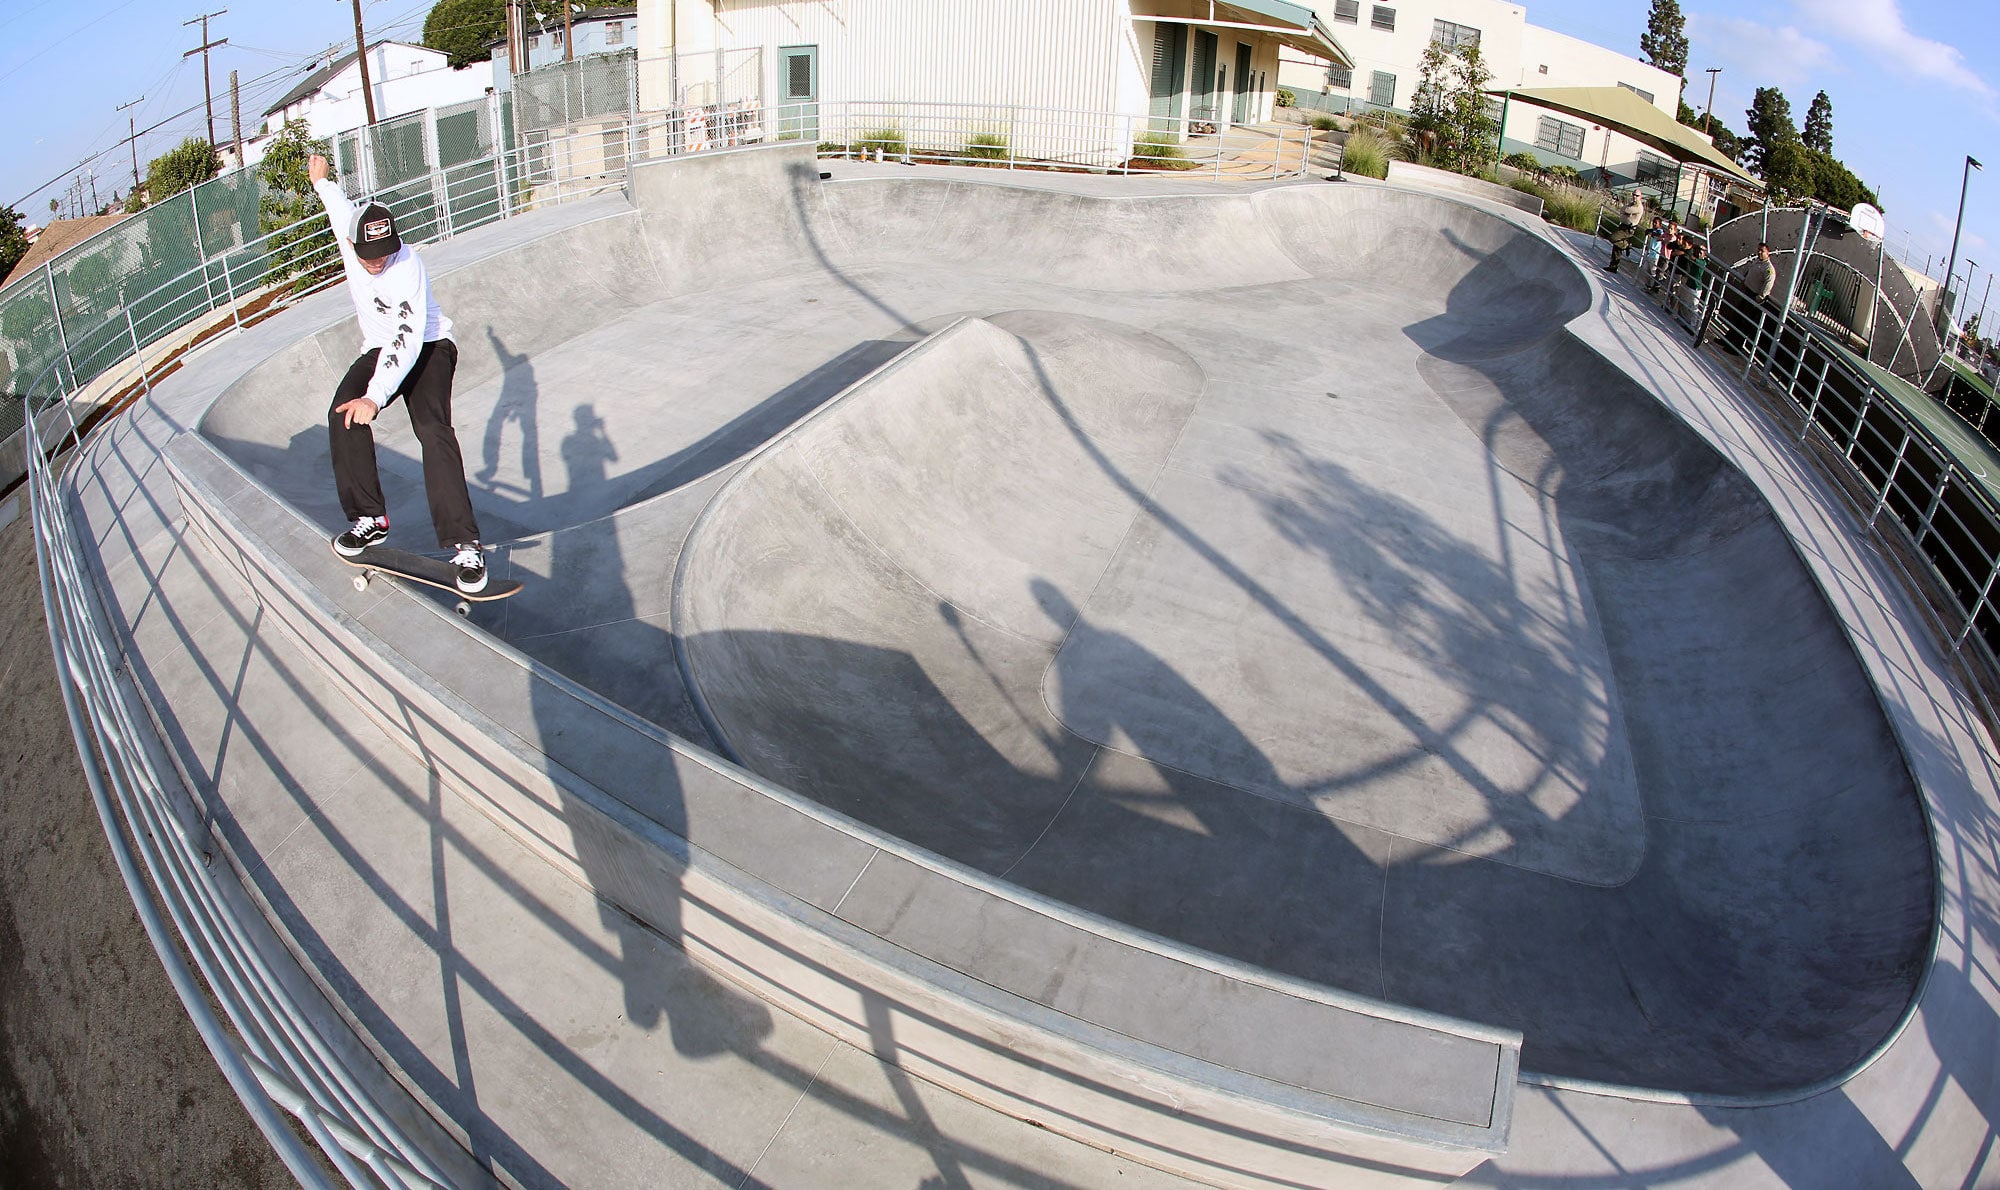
[
  {"x1": 450, "y1": 545, "x2": 484, "y2": 569},
  {"x1": 352, "y1": 516, "x2": 382, "y2": 535}
]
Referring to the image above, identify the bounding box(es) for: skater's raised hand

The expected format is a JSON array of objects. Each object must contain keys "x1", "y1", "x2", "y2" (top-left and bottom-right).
[{"x1": 308, "y1": 154, "x2": 329, "y2": 184}]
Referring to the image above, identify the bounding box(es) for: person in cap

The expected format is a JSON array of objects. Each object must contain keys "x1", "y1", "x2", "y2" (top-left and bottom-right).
[{"x1": 308, "y1": 153, "x2": 487, "y2": 592}]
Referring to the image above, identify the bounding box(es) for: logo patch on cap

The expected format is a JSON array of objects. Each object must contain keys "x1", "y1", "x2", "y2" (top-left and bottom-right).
[{"x1": 363, "y1": 218, "x2": 393, "y2": 240}]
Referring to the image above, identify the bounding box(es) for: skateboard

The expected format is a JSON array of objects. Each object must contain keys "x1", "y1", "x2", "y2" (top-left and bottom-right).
[{"x1": 331, "y1": 541, "x2": 522, "y2": 616}]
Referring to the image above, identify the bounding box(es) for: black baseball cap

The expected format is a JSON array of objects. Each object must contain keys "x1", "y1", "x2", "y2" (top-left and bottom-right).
[{"x1": 350, "y1": 202, "x2": 401, "y2": 260}]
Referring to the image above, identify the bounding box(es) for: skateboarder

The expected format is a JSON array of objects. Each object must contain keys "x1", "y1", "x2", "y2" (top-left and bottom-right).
[{"x1": 308, "y1": 153, "x2": 487, "y2": 593}]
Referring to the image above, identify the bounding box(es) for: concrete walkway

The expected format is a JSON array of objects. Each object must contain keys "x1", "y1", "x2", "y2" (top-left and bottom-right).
[{"x1": 51, "y1": 145, "x2": 2000, "y2": 1185}]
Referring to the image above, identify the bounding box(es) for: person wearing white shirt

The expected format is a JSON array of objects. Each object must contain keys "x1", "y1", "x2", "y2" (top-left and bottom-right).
[{"x1": 309, "y1": 153, "x2": 487, "y2": 593}]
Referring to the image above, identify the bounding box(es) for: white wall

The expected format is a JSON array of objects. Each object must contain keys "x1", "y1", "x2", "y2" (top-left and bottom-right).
[
  {"x1": 262, "y1": 44, "x2": 489, "y2": 146},
  {"x1": 1278, "y1": 0, "x2": 1528, "y2": 113},
  {"x1": 1508, "y1": 23, "x2": 1682, "y2": 179}
]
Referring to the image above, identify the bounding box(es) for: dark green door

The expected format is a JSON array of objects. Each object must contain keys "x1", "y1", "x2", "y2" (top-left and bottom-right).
[
  {"x1": 1148, "y1": 24, "x2": 1187, "y2": 124},
  {"x1": 1233, "y1": 43, "x2": 1253, "y2": 124},
  {"x1": 1193, "y1": 31, "x2": 1218, "y2": 124}
]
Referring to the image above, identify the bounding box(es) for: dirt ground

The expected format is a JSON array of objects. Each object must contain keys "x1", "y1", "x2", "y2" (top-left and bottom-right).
[{"x1": 0, "y1": 502, "x2": 291, "y2": 1187}]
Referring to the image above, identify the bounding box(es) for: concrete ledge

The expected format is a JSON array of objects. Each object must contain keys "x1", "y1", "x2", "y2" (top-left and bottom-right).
[
  {"x1": 164, "y1": 426, "x2": 1520, "y2": 1187},
  {"x1": 1387, "y1": 161, "x2": 1544, "y2": 218}
]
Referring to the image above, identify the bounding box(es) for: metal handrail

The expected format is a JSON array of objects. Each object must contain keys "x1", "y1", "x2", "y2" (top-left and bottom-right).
[
  {"x1": 23, "y1": 390, "x2": 451, "y2": 1187},
  {"x1": 1695, "y1": 257, "x2": 2000, "y2": 690}
]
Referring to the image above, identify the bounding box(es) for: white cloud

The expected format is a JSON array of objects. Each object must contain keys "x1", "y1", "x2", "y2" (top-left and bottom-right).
[
  {"x1": 1926, "y1": 210, "x2": 1990, "y2": 259},
  {"x1": 1690, "y1": 15, "x2": 1838, "y2": 91},
  {"x1": 1794, "y1": 0, "x2": 1996, "y2": 101}
]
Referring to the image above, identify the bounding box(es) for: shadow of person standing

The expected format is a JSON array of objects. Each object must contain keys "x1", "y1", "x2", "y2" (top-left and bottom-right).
[
  {"x1": 528, "y1": 401, "x2": 771, "y2": 1067},
  {"x1": 475, "y1": 328, "x2": 543, "y2": 502}
]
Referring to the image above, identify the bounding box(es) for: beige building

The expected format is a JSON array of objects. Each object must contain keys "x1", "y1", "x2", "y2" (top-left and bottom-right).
[{"x1": 1277, "y1": 0, "x2": 1687, "y2": 187}]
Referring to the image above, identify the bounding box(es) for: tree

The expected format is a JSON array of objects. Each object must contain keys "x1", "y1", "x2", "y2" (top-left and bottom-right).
[
  {"x1": 423, "y1": 0, "x2": 508, "y2": 70},
  {"x1": 0, "y1": 206, "x2": 28, "y2": 282},
  {"x1": 257, "y1": 119, "x2": 338, "y2": 290},
  {"x1": 1805, "y1": 148, "x2": 1877, "y2": 211},
  {"x1": 1640, "y1": 0, "x2": 1689, "y2": 85},
  {"x1": 1742, "y1": 86, "x2": 1798, "y2": 178},
  {"x1": 146, "y1": 137, "x2": 221, "y2": 202},
  {"x1": 1803, "y1": 90, "x2": 1833, "y2": 155},
  {"x1": 1407, "y1": 41, "x2": 1499, "y2": 177}
]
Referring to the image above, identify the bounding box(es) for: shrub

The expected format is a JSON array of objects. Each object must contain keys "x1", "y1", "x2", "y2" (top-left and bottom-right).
[
  {"x1": 1310, "y1": 114, "x2": 1338, "y2": 132},
  {"x1": 1502, "y1": 151, "x2": 1542, "y2": 173},
  {"x1": 963, "y1": 131, "x2": 1009, "y2": 163},
  {"x1": 1340, "y1": 128, "x2": 1390, "y2": 179},
  {"x1": 1508, "y1": 176, "x2": 1542, "y2": 197},
  {"x1": 1276, "y1": 88, "x2": 1297, "y2": 108},
  {"x1": 1544, "y1": 164, "x2": 1582, "y2": 186},
  {"x1": 815, "y1": 141, "x2": 844, "y2": 155},
  {"x1": 1130, "y1": 130, "x2": 1200, "y2": 171},
  {"x1": 852, "y1": 127, "x2": 907, "y2": 159},
  {"x1": 1541, "y1": 188, "x2": 1605, "y2": 232}
]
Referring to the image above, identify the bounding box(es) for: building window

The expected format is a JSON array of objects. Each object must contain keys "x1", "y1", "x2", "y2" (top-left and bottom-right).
[
  {"x1": 527, "y1": 34, "x2": 540, "y2": 50},
  {"x1": 1328, "y1": 64, "x2": 1353, "y2": 89},
  {"x1": 1371, "y1": 6, "x2": 1396, "y2": 31},
  {"x1": 1431, "y1": 20, "x2": 1480, "y2": 50},
  {"x1": 552, "y1": 27, "x2": 564, "y2": 45},
  {"x1": 1617, "y1": 81, "x2": 1655, "y2": 104},
  {"x1": 1333, "y1": 0, "x2": 1359, "y2": 24},
  {"x1": 1369, "y1": 71, "x2": 1395, "y2": 108},
  {"x1": 604, "y1": 20, "x2": 624, "y2": 46},
  {"x1": 1536, "y1": 115, "x2": 1585, "y2": 159},
  {"x1": 1635, "y1": 150, "x2": 1671, "y2": 182}
]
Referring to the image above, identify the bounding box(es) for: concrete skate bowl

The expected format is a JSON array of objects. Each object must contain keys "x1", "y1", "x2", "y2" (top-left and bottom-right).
[
  {"x1": 673, "y1": 176, "x2": 1934, "y2": 1099},
  {"x1": 176, "y1": 143, "x2": 1934, "y2": 1160}
]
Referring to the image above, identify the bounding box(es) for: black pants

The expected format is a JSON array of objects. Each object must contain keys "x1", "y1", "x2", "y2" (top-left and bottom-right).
[{"x1": 327, "y1": 339, "x2": 480, "y2": 548}]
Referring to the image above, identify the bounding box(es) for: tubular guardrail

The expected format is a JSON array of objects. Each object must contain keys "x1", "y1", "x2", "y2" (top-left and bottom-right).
[
  {"x1": 807, "y1": 98, "x2": 1318, "y2": 178},
  {"x1": 8, "y1": 113, "x2": 677, "y2": 1190},
  {"x1": 22, "y1": 393, "x2": 455, "y2": 1187},
  {"x1": 1679, "y1": 255, "x2": 2000, "y2": 693}
]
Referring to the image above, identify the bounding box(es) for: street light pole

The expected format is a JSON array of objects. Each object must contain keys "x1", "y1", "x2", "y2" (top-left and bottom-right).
[
  {"x1": 1704, "y1": 68, "x2": 1721, "y2": 136},
  {"x1": 1939, "y1": 154, "x2": 1982, "y2": 337}
]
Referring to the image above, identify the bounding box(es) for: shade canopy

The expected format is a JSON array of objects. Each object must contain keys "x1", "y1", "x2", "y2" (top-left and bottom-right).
[
  {"x1": 1135, "y1": 1, "x2": 1354, "y2": 67},
  {"x1": 1496, "y1": 85, "x2": 1760, "y2": 188}
]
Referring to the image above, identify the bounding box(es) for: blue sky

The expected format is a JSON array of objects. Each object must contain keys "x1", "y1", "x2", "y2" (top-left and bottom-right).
[{"x1": 2, "y1": 0, "x2": 1995, "y2": 286}]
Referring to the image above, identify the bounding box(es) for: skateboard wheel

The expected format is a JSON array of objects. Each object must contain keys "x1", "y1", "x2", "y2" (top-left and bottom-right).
[
  {"x1": 352, "y1": 574, "x2": 368, "y2": 592},
  {"x1": 454, "y1": 601, "x2": 471, "y2": 617}
]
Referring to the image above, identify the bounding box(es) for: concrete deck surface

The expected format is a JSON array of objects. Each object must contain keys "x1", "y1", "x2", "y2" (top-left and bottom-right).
[{"x1": 53, "y1": 145, "x2": 2000, "y2": 1185}]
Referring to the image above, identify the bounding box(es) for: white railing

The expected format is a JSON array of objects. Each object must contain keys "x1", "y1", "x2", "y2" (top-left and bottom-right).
[
  {"x1": 806, "y1": 98, "x2": 1319, "y2": 178},
  {"x1": 21, "y1": 392, "x2": 458, "y2": 1188}
]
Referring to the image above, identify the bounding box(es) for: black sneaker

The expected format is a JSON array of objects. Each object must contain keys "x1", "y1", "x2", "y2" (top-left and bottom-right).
[
  {"x1": 334, "y1": 516, "x2": 388, "y2": 556},
  {"x1": 450, "y1": 543, "x2": 488, "y2": 594}
]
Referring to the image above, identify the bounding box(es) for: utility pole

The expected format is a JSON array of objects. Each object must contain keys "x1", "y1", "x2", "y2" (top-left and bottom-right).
[
  {"x1": 349, "y1": 0, "x2": 377, "y2": 127},
  {"x1": 1703, "y1": 68, "x2": 1721, "y2": 136},
  {"x1": 182, "y1": 9, "x2": 229, "y2": 148},
  {"x1": 117, "y1": 96, "x2": 144, "y2": 195},
  {"x1": 506, "y1": 0, "x2": 519, "y2": 75},
  {"x1": 229, "y1": 69, "x2": 242, "y2": 166},
  {"x1": 563, "y1": 0, "x2": 574, "y2": 62}
]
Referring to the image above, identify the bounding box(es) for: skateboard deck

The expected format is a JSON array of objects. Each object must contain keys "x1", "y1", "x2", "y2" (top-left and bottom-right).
[{"x1": 332, "y1": 541, "x2": 521, "y2": 613}]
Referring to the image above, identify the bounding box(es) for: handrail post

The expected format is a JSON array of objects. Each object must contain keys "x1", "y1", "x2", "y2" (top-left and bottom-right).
[
  {"x1": 44, "y1": 262, "x2": 75, "y2": 397},
  {"x1": 125, "y1": 306, "x2": 151, "y2": 397}
]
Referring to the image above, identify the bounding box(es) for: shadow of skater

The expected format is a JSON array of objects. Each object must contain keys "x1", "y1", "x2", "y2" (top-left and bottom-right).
[
  {"x1": 475, "y1": 328, "x2": 543, "y2": 501},
  {"x1": 1006, "y1": 580, "x2": 1389, "y2": 994},
  {"x1": 532, "y1": 401, "x2": 769, "y2": 1062}
]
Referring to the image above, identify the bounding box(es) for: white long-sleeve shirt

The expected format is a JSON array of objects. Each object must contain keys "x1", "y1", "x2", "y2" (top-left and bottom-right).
[{"x1": 315, "y1": 179, "x2": 454, "y2": 410}]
